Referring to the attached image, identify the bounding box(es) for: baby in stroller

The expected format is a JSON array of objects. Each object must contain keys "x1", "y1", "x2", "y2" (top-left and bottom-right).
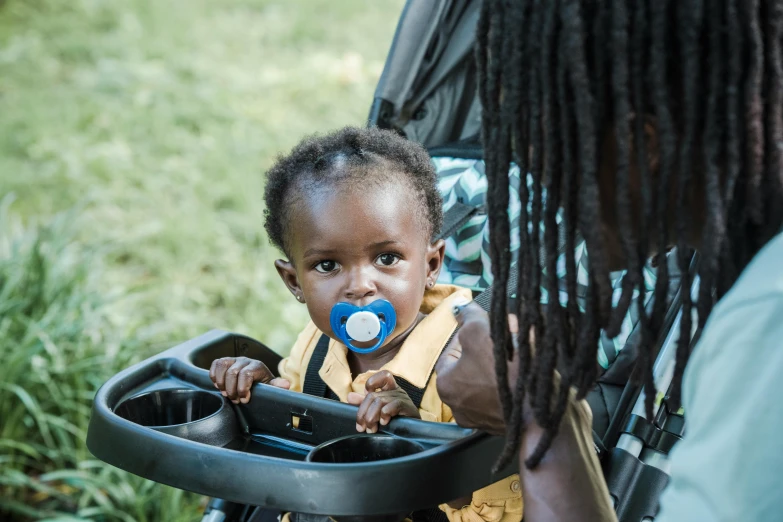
[{"x1": 210, "y1": 126, "x2": 523, "y2": 522}]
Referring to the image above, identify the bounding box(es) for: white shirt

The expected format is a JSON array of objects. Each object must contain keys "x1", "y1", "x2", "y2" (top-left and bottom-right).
[{"x1": 656, "y1": 232, "x2": 783, "y2": 521}]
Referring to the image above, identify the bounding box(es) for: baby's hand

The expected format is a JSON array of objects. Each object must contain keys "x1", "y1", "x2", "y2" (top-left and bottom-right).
[
  {"x1": 347, "y1": 370, "x2": 421, "y2": 433},
  {"x1": 209, "y1": 356, "x2": 290, "y2": 404}
]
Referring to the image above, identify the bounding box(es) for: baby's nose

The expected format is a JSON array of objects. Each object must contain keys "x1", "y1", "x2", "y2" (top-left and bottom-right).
[{"x1": 344, "y1": 268, "x2": 377, "y2": 302}]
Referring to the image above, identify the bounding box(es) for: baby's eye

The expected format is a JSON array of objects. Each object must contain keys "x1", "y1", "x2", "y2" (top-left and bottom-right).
[
  {"x1": 376, "y1": 253, "x2": 400, "y2": 267},
  {"x1": 315, "y1": 260, "x2": 339, "y2": 273}
]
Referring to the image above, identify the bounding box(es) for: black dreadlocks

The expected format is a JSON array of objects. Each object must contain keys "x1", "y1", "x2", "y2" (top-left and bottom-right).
[
  {"x1": 477, "y1": 0, "x2": 783, "y2": 469},
  {"x1": 263, "y1": 126, "x2": 443, "y2": 257}
]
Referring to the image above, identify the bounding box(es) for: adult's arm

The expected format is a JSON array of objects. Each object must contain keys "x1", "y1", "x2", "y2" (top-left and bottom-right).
[{"x1": 436, "y1": 303, "x2": 617, "y2": 522}]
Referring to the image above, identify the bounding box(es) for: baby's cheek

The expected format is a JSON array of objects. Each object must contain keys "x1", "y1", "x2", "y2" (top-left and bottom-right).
[
  {"x1": 381, "y1": 267, "x2": 426, "y2": 329},
  {"x1": 306, "y1": 302, "x2": 334, "y2": 336},
  {"x1": 400, "y1": 303, "x2": 421, "y2": 327},
  {"x1": 389, "y1": 296, "x2": 423, "y2": 333}
]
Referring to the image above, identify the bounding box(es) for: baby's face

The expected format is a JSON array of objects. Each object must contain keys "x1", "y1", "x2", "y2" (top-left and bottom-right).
[{"x1": 278, "y1": 180, "x2": 441, "y2": 350}]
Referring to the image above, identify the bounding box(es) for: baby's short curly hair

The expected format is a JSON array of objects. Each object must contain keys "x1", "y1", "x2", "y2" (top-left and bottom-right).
[{"x1": 263, "y1": 126, "x2": 443, "y2": 256}]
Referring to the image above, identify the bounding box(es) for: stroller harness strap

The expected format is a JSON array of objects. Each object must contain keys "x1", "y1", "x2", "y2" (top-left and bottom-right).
[
  {"x1": 436, "y1": 201, "x2": 483, "y2": 242},
  {"x1": 302, "y1": 335, "x2": 341, "y2": 401},
  {"x1": 303, "y1": 334, "x2": 430, "y2": 409}
]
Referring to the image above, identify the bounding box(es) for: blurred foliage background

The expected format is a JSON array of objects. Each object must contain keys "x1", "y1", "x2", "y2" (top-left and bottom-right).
[{"x1": 0, "y1": 0, "x2": 404, "y2": 519}]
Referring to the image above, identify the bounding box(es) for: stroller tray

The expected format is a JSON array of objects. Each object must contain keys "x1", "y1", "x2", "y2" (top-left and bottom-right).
[{"x1": 87, "y1": 330, "x2": 515, "y2": 516}]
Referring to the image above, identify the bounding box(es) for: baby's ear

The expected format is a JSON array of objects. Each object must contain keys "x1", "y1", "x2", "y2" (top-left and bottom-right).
[
  {"x1": 425, "y1": 239, "x2": 446, "y2": 283},
  {"x1": 275, "y1": 259, "x2": 303, "y2": 300}
]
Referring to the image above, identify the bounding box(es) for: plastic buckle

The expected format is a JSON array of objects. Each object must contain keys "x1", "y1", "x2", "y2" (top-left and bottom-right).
[
  {"x1": 621, "y1": 413, "x2": 657, "y2": 445},
  {"x1": 648, "y1": 429, "x2": 682, "y2": 455},
  {"x1": 623, "y1": 406, "x2": 684, "y2": 455}
]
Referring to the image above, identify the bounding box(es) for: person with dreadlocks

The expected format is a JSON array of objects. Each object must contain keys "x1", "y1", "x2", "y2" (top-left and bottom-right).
[{"x1": 436, "y1": 0, "x2": 783, "y2": 520}]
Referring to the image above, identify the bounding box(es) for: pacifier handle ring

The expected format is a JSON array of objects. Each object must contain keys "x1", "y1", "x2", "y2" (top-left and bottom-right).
[{"x1": 343, "y1": 322, "x2": 387, "y2": 354}]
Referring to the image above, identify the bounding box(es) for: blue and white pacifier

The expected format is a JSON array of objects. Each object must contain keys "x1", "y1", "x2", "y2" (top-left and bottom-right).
[{"x1": 329, "y1": 299, "x2": 397, "y2": 354}]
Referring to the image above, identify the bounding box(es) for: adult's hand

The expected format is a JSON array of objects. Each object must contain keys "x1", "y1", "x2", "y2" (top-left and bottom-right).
[
  {"x1": 437, "y1": 303, "x2": 616, "y2": 522},
  {"x1": 435, "y1": 302, "x2": 515, "y2": 436}
]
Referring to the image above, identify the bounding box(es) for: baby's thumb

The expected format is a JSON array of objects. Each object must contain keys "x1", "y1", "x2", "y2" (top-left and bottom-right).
[
  {"x1": 269, "y1": 378, "x2": 291, "y2": 390},
  {"x1": 347, "y1": 392, "x2": 365, "y2": 405}
]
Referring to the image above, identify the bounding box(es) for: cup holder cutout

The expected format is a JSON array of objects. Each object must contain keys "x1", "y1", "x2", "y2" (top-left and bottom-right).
[
  {"x1": 306, "y1": 434, "x2": 424, "y2": 464},
  {"x1": 114, "y1": 389, "x2": 239, "y2": 446},
  {"x1": 115, "y1": 389, "x2": 223, "y2": 427}
]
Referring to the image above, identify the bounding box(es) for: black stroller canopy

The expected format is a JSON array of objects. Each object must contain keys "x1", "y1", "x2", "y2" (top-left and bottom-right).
[{"x1": 369, "y1": 0, "x2": 481, "y2": 149}]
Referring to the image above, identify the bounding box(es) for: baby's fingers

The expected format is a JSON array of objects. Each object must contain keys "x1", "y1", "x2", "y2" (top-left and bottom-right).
[
  {"x1": 209, "y1": 360, "x2": 217, "y2": 383},
  {"x1": 269, "y1": 378, "x2": 291, "y2": 390},
  {"x1": 347, "y1": 392, "x2": 365, "y2": 406},
  {"x1": 210, "y1": 358, "x2": 236, "y2": 392},
  {"x1": 236, "y1": 361, "x2": 277, "y2": 403},
  {"x1": 364, "y1": 370, "x2": 398, "y2": 393},
  {"x1": 236, "y1": 365, "x2": 257, "y2": 403},
  {"x1": 225, "y1": 360, "x2": 252, "y2": 401},
  {"x1": 363, "y1": 397, "x2": 385, "y2": 434},
  {"x1": 355, "y1": 393, "x2": 374, "y2": 432},
  {"x1": 379, "y1": 399, "x2": 404, "y2": 426}
]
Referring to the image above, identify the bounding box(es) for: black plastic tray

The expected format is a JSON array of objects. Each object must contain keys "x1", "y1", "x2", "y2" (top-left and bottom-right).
[{"x1": 87, "y1": 330, "x2": 516, "y2": 517}]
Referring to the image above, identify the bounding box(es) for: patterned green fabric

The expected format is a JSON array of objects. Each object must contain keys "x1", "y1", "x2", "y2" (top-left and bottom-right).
[{"x1": 433, "y1": 157, "x2": 659, "y2": 369}]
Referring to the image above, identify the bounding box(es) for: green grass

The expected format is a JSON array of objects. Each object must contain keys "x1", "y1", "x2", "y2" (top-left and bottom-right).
[
  {"x1": 0, "y1": 197, "x2": 201, "y2": 520},
  {"x1": 0, "y1": 0, "x2": 404, "y2": 519}
]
